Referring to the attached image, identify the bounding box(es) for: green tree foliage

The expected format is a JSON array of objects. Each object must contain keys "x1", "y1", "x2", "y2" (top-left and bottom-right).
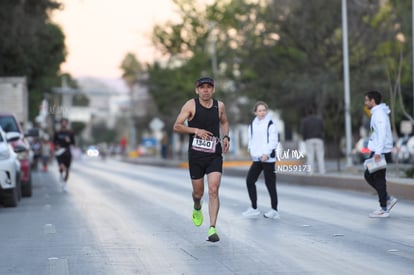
[
  {"x1": 146, "y1": 0, "x2": 412, "y2": 147},
  {"x1": 71, "y1": 121, "x2": 86, "y2": 137},
  {"x1": 146, "y1": 52, "x2": 211, "y2": 123},
  {"x1": 0, "y1": 0, "x2": 67, "y2": 120},
  {"x1": 91, "y1": 122, "x2": 117, "y2": 144},
  {"x1": 152, "y1": 0, "x2": 212, "y2": 59},
  {"x1": 120, "y1": 53, "x2": 144, "y2": 89},
  {"x1": 72, "y1": 93, "x2": 90, "y2": 107}
]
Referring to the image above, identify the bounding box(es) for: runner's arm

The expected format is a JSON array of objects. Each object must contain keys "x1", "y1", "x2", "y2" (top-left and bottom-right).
[
  {"x1": 219, "y1": 101, "x2": 230, "y2": 153},
  {"x1": 173, "y1": 100, "x2": 198, "y2": 135}
]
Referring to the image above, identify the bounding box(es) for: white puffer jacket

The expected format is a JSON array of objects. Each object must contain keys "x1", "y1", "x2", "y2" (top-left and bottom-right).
[{"x1": 248, "y1": 114, "x2": 278, "y2": 162}]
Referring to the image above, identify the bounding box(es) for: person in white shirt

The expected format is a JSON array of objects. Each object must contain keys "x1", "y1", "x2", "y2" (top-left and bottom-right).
[
  {"x1": 242, "y1": 101, "x2": 280, "y2": 219},
  {"x1": 364, "y1": 91, "x2": 397, "y2": 218}
]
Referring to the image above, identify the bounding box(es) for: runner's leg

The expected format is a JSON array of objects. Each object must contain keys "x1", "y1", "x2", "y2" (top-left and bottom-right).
[{"x1": 207, "y1": 171, "x2": 221, "y2": 227}]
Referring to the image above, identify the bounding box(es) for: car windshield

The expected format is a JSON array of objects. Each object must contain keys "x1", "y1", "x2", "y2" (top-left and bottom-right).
[{"x1": 0, "y1": 116, "x2": 20, "y2": 133}]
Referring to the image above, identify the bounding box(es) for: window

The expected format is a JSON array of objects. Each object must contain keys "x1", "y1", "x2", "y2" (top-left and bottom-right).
[{"x1": 0, "y1": 116, "x2": 20, "y2": 133}]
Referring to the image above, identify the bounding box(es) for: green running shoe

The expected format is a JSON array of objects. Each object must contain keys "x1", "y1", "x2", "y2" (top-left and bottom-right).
[
  {"x1": 207, "y1": 226, "x2": 220, "y2": 242},
  {"x1": 192, "y1": 207, "x2": 203, "y2": 227}
]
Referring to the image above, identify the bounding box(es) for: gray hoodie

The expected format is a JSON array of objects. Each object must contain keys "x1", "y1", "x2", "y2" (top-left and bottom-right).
[{"x1": 368, "y1": 103, "x2": 393, "y2": 154}]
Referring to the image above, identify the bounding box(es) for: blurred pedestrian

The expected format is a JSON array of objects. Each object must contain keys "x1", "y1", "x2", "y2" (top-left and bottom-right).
[
  {"x1": 160, "y1": 132, "x2": 168, "y2": 159},
  {"x1": 98, "y1": 142, "x2": 107, "y2": 160},
  {"x1": 40, "y1": 136, "x2": 51, "y2": 172},
  {"x1": 363, "y1": 90, "x2": 397, "y2": 218},
  {"x1": 301, "y1": 107, "x2": 326, "y2": 174},
  {"x1": 120, "y1": 136, "x2": 127, "y2": 156},
  {"x1": 242, "y1": 101, "x2": 280, "y2": 219},
  {"x1": 173, "y1": 76, "x2": 230, "y2": 242},
  {"x1": 54, "y1": 118, "x2": 75, "y2": 192},
  {"x1": 31, "y1": 137, "x2": 41, "y2": 170}
]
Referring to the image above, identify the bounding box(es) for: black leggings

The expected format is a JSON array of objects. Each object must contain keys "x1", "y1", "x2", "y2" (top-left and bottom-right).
[
  {"x1": 364, "y1": 152, "x2": 392, "y2": 208},
  {"x1": 246, "y1": 161, "x2": 278, "y2": 210}
]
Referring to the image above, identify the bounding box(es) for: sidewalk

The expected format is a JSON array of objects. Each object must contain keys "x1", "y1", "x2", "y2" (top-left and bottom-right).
[{"x1": 124, "y1": 156, "x2": 414, "y2": 201}]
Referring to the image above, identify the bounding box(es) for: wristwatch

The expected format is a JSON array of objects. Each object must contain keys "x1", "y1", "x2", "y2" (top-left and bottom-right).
[{"x1": 223, "y1": 135, "x2": 230, "y2": 142}]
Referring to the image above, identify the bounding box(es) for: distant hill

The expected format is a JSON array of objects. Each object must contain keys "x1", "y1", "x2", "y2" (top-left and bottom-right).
[{"x1": 76, "y1": 77, "x2": 128, "y2": 94}]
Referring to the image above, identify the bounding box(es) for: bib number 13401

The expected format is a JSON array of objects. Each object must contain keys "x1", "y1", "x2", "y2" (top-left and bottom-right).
[{"x1": 192, "y1": 137, "x2": 216, "y2": 153}]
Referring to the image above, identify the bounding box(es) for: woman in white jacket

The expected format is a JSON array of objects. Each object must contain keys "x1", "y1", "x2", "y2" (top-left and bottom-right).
[{"x1": 242, "y1": 101, "x2": 280, "y2": 219}]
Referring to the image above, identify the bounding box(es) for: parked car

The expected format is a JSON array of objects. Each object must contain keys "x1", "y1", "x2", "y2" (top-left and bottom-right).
[
  {"x1": 86, "y1": 145, "x2": 100, "y2": 158},
  {"x1": 0, "y1": 113, "x2": 37, "y2": 197},
  {"x1": 352, "y1": 137, "x2": 371, "y2": 164},
  {"x1": 392, "y1": 136, "x2": 414, "y2": 163},
  {"x1": 0, "y1": 127, "x2": 22, "y2": 207},
  {"x1": 408, "y1": 136, "x2": 414, "y2": 163}
]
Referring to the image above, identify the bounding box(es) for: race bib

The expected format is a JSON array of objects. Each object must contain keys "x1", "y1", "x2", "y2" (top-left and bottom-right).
[{"x1": 192, "y1": 137, "x2": 217, "y2": 153}]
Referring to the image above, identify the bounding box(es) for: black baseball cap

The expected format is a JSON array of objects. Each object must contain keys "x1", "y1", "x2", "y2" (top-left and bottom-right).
[{"x1": 196, "y1": 77, "x2": 214, "y2": 88}]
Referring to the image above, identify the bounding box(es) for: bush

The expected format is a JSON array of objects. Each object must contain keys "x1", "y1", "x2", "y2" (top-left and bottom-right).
[{"x1": 405, "y1": 165, "x2": 414, "y2": 178}]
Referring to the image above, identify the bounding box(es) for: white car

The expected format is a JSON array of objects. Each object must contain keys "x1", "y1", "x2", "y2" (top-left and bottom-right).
[{"x1": 0, "y1": 127, "x2": 21, "y2": 207}]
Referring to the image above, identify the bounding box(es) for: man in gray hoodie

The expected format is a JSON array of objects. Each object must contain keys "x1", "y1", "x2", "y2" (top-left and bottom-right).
[{"x1": 364, "y1": 91, "x2": 397, "y2": 218}]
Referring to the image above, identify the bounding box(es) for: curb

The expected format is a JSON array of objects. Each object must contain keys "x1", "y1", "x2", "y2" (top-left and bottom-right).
[
  {"x1": 124, "y1": 157, "x2": 414, "y2": 201},
  {"x1": 178, "y1": 160, "x2": 303, "y2": 169},
  {"x1": 224, "y1": 168, "x2": 414, "y2": 201}
]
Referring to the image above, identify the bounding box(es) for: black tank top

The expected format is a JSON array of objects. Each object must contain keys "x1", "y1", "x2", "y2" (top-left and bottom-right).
[{"x1": 188, "y1": 97, "x2": 222, "y2": 156}]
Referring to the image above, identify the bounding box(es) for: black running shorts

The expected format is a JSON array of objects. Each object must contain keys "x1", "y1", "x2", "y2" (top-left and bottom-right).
[
  {"x1": 189, "y1": 154, "x2": 223, "y2": 180},
  {"x1": 56, "y1": 153, "x2": 72, "y2": 168}
]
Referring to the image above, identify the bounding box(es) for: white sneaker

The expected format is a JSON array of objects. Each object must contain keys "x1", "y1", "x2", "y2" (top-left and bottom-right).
[
  {"x1": 242, "y1": 207, "x2": 261, "y2": 217},
  {"x1": 264, "y1": 209, "x2": 280, "y2": 219},
  {"x1": 62, "y1": 181, "x2": 67, "y2": 192},
  {"x1": 369, "y1": 208, "x2": 390, "y2": 218},
  {"x1": 387, "y1": 196, "x2": 397, "y2": 212}
]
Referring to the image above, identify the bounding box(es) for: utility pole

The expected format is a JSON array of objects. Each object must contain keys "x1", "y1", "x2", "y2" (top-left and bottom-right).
[
  {"x1": 129, "y1": 85, "x2": 136, "y2": 153},
  {"x1": 342, "y1": 0, "x2": 353, "y2": 167},
  {"x1": 412, "y1": 0, "x2": 414, "y2": 121}
]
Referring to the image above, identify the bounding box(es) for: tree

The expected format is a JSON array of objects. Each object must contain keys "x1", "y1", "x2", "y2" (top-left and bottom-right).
[
  {"x1": 91, "y1": 123, "x2": 116, "y2": 144},
  {"x1": 120, "y1": 53, "x2": 144, "y2": 89},
  {"x1": 0, "y1": 0, "x2": 67, "y2": 120},
  {"x1": 146, "y1": 0, "x2": 412, "y2": 153}
]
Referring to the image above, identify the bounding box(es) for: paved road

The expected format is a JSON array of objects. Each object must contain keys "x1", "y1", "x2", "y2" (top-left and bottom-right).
[{"x1": 0, "y1": 158, "x2": 413, "y2": 274}]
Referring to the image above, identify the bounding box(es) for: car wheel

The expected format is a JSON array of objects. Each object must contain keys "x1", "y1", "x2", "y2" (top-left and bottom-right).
[
  {"x1": 21, "y1": 173, "x2": 32, "y2": 197},
  {"x1": 3, "y1": 185, "x2": 19, "y2": 207}
]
